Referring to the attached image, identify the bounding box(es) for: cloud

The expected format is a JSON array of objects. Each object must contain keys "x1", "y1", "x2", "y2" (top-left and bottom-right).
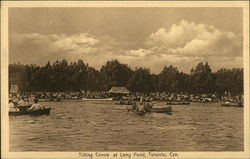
[
  {"x1": 124, "y1": 20, "x2": 243, "y2": 72},
  {"x1": 9, "y1": 32, "x2": 106, "y2": 67},
  {"x1": 50, "y1": 33, "x2": 100, "y2": 52},
  {"x1": 9, "y1": 20, "x2": 243, "y2": 73},
  {"x1": 145, "y1": 20, "x2": 242, "y2": 58},
  {"x1": 10, "y1": 33, "x2": 100, "y2": 53}
]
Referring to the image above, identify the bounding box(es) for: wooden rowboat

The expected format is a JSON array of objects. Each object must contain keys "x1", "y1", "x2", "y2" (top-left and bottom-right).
[{"x1": 9, "y1": 108, "x2": 51, "y2": 116}]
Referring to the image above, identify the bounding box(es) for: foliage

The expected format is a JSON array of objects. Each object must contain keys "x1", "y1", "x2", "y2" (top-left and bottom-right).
[
  {"x1": 9, "y1": 59, "x2": 243, "y2": 94},
  {"x1": 100, "y1": 59, "x2": 134, "y2": 91},
  {"x1": 215, "y1": 68, "x2": 243, "y2": 95},
  {"x1": 190, "y1": 62, "x2": 216, "y2": 94},
  {"x1": 158, "y1": 65, "x2": 179, "y2": 92},
  {"x1": 127, "y1": 67, "x2": 154, "y2": 93}
]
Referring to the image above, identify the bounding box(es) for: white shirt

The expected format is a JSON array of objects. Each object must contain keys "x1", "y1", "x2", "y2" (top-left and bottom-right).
[{"x1": 18, "y1": 99, "x2": 26, "y2": 106}]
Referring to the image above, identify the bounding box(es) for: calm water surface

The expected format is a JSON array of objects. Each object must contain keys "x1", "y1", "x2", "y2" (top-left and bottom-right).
[{"x1": 9, "y1": 101, "x2": 243, "y2": 151}]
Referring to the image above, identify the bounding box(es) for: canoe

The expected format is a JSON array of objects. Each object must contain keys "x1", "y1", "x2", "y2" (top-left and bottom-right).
[
  {"x1": 221, "y1": 103, "x2": 243, "y2": 107},
  {"x1": 14, "y1": 105, "x2": 32, "y2": 111},
  {"x1": 166, "y1": 102, "x2": 190, "y2": 105},
  {"x1": 82, "y1": 98, "x2": 113, "y2": 101},
  {"x1": 150, "y1": 106, "x2": 172, "y2": 113},
  {"x1": 9, "y1": 108, "x2": 51, "y2": 116}
]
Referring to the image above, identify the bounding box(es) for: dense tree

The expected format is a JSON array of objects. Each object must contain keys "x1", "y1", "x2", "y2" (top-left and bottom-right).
[
  {"x1": 86, "y1": 67, "x2": 103, "y2": 91},
  {"x1": 190, "y1": 62, "x2": 216, "y2": 94},
  {"x1": 100, "y1": 59, "x2": 134, "y2": 91},
  {"x1": 8, "y1": 60, "x2": 243, "y2": 94},
  {"x1": 151, "y1": 74, "x2": 159, "y2": 92},
  {"x1": 9, "y1": 63, "x2": 30, "y2": 92},
  {"x1": 127, "y1": 67, "x2": 154, "y2": 93},
  {"x1": 158, "y1": 65, "x2": 179, "y2": 92},
  {"x1": 215, "y1": 68, "x2": 243, "y2": 95},
  {"x1": 177, "y1": 72, "x2": 191, "y2": 93}
]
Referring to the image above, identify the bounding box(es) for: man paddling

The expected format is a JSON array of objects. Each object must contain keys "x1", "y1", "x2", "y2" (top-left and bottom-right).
[{"x1": 28, "y1": 98, "x2": 44, "y2": 111}]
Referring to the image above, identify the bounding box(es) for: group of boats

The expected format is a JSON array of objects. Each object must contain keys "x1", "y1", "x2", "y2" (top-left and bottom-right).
[
  {"x1": 9, "y1": 99, "x2": 243, "y2": 117},
  {"x1": 116, "y1": 101, "x2": 173, "y2": 115},
  {"x1": 166, "y1": 101, "x2": 243, "y2": 107}
]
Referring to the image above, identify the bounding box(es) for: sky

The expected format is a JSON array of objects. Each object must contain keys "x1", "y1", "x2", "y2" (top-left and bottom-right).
[{"x1": 9, "y1": 8, "x2": 243, "y2": 73}]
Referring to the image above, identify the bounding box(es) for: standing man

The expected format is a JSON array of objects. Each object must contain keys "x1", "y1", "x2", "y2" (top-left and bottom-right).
[{"x1": 139, "y1": 94, "x2": 145, "y2": 111}]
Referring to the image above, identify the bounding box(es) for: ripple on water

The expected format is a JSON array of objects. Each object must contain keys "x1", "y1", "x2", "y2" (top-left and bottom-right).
[{"x1": 9, "y1": 101, "x2": 243, "y2": 151}]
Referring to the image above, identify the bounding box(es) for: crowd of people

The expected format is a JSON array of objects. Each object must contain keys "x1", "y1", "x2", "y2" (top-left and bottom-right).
[
  {"x1": 9, "y1": 90, "x2": 244, "y2": 113},
  {"x1": 10, "y1": 91, "x2": 244, "y2": 102}
]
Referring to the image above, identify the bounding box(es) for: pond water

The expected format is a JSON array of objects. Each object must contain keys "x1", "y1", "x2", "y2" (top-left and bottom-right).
[{"x1": 9, "y1": 101, "x2": 243, "y2": 151}]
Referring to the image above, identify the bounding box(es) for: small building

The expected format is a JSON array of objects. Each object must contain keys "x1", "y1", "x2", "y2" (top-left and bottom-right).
[
  {"x1": 108, "y1": 87, "x2": 130, "y2": 94},
  {"x1": 107, "y1": 87, "x2": 130, "y2": 99}
]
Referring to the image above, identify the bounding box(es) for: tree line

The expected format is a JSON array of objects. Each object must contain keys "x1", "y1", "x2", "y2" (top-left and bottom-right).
[{"x1": 9, "y1": 59, "x2": 243, "y2": 95}]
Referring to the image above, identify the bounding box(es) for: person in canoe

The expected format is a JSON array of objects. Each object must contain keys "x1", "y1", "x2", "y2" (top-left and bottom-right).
[
  {"x1": 28, "y1": 98, "x2": 44, "y2": 111},
  {"x1": 9, "y1": 99, "x2": 19, "y2": 112},
  {"x1": 17, "y1": 97, "x2": 29, "y2": 106}
]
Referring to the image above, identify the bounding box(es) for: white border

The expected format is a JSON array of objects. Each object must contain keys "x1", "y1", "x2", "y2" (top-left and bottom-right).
[{"x1": 1, "y1": 1, "x2": 249, "y2": 159}]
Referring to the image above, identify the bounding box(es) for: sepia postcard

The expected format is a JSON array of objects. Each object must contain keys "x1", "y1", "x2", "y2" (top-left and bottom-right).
[{"x1": 1, "y1": 1, "x2": 250, "y2": 159}]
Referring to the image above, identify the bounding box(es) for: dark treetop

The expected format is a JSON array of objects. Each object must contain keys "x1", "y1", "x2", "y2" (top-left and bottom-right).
[{"x1": 9, "y1": 59, "x2": 243, "y2": 95}]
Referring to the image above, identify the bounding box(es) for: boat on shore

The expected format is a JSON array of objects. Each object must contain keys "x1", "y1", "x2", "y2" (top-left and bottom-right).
[
  {"x1": 166, "y1": 102, "x2": 190, "y2": 105},
  {"x1": 9, "y1": 108, "x2": 51, "y2": 116},
  {"x1": 82, "y1": 98, "x2": 113, "y2": 101}
]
